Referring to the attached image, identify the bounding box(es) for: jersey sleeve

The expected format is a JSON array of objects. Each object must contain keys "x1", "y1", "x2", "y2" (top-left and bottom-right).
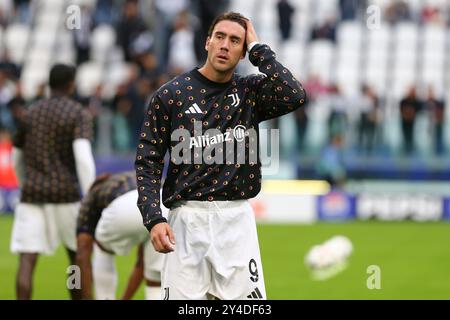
[
  {"x1": 74, "y1": 108, "x2": 94, "y2": 142},
  {"x1": 248, "y1": 43, "x2": 308, "y2": 122},
  {"x1": 135, "y1": 93, "x2": 171, "y2": 231}
]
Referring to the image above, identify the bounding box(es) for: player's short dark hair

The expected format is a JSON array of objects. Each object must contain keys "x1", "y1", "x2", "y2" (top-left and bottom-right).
[
  {"x1": 49, "y1": 64, "x2": 76, "y2": 91},
  {"x1": 207, "y1": 12, "x2": 248, "y2": 53}
]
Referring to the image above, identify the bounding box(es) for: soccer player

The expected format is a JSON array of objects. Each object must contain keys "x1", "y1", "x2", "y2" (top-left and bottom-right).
[
  {"x1": 76, "y1": 172, "x2": 164, "y2": 300},
  {"x1": 10, "y1": 64, "x2": 96, "y2": 300},
  {"x1": 135, "y1": 12, "x2": 307, "y2": 300}
]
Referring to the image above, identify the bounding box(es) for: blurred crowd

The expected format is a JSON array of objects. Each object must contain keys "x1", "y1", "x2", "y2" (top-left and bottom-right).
[
  {"x1": 0, "y1": 0, "x2": 448, "y2": 165},
  {"x1": 0, "y1": 0, "x2": 231, "y2": 154},
  {"x1": 311, "y1": 0, "x2": 450, "y2": 44}
]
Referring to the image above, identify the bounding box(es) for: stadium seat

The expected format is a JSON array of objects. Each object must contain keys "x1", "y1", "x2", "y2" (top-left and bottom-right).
[
  {"x1": 393, "y1": 23, "x2": 418, "y2": 83},
  {"x1": 364, "y1": 23, "x2": 391, "y2": 96},
  {"x1": 421, "y1": 23, "x2": 445, "y2": 96},
  {"x1": 336, "y1": 69, "x2": 360, "y2": 97},
  {"x1": 55, "y1": 28, "x2": 73, "y2": 50},
  {"x1": 394, "y1": 49, "x2": 417, "y2": 70},
  {"x1": 229, "y1": 0, "x2": 257, "y2": 19},
  {"x1": 53, "y1": 28, "x2": 76, "y2": 64},
  {"x1": 336, "y1": 33, "x2": 361, "y2": 95},
  {"x1": 423, "y1": 24, "x2": 446, "y2": 54},
  {"x1": 41, "y1": 0, "x2": 65, "y2": 12},
  {"x1": 53, "y1": 48, "x2": 76, "y2": 65},
  {"x1": 91, "y1": 24, "x2": 116, "y2": 63},
  {"x1": 4, "y1": 24, "x2": 29, "y2": 64},
  {"x1": 68, "y1": 0, "x2": 98, "y2": 8},
  {"x1": 337, "y1": 21, "x2": 362, "y2": 51},
  {"x1": 257, "y1": 0, "x2": 280, "y2": 44},
  {"x1": 26, "y1": 48, "x2": 52, "y2": 68},
  {"x1": 36, "y1": 10, "x2": 62, "y2": 31},
  {"x1": 308, "y1": 40, "x2": 334, "y2": 85},
  {"x1": 106, "y1": 46, "x2": 125, "y2": 66},
  {"x1": 364, "y1": 68, "x2": 387, "y2": 96},
  {"x1": 76, "y1": 62, "x2": 104, "y2": 97},
  {"x1": 306, "y1": 98, "x2": 330, "y2": 150},
  {"x1": 395, "y1": 23, "x2": 418, "y2": 51},
  {"x1": 365, "y1": 51, "x2": 389, "y2": 68},
  {"x1": 102, "y1": 62, "x2": 133, "y2": 99},
  {"x1": 0, "y1": 27, "x2": 3, "y2": 48},
  {"x1": 367, "y1": 0, "x2": 391, "y2": 11},
  {"x1": 293, "y1": 0, "x2": 313, "y2": 37},
  {"x1": 20, "y1": 65, "x2": 49, "y2": 100},
  {"x1": 392, "y1": 67, "x2": 417, "y2": 99},
  {"x1": 31, "y1": 27, "x2": 57, "y2": 50},
  {"x1": 315, "y1": 0, "x2": 338, "y2": 23},
  {"x1": 366, "y1": 23, "x2": 391, "y2": 52},
  {"x1": 336, "y1": 49, "x2": 361, "y2": 97},
  {"x1": 296, "y1": 0, "x2": 313, "y2": 12},
  {"x1": 279, "y1": 40, "x2": 305, "y2": 79},
  {"x1": 260, "y1": 0, "x2": 277, "y2": 26}
]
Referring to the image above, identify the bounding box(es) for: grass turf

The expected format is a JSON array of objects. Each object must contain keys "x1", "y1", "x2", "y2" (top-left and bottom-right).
[{"x1": 1, "y1": 214, "x2": 449, "y2": 299}]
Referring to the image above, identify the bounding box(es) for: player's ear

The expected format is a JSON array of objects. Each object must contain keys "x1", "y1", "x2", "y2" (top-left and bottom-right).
[
  {"x1": 240, "y1": 49, "x2": 246, "y2": 60},
  {"x1": 240, "y1": 44, "x2": 246, "y2": 60},
  {"x1": 205, "y1": 36, "x2": 211, "y2": 52}
]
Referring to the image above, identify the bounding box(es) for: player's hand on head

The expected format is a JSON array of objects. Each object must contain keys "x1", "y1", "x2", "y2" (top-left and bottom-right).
[
  {"x1": 150, "y1": 222, "x2": 175, "y2": 253},
  {"x1": 245, "y1": 18, "x2": 259, "y2": 47}
]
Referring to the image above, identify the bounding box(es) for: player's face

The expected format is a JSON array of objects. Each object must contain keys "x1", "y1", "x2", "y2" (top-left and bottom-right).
[{"x1": 205, "y1": 20, "x2": 246, "y2": 73}]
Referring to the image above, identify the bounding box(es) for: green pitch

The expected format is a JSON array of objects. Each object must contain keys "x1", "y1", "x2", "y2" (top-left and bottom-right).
[{"x1": 1, "y1": 215, "x2": 449, "y2": 300}]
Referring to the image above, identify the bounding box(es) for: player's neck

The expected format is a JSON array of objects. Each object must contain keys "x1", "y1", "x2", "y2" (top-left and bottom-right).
[
  {"x1": 51, "y1": 89, "x2": 69, "y2": 97},
  {"x1": 198, "y1": 63, "x2": 233, "y2": 84}
]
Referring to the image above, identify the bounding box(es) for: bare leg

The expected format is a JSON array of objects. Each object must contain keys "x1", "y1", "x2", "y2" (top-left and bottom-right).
[
  {"x1": 16, "y1": 253, "x2": 39, "y2": 300},
  {"x1": 66, "y1": 248, "x2": 83, "y2": 300}
]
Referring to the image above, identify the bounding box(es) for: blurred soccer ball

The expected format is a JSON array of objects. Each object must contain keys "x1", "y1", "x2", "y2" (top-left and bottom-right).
[
  {"x1": 305, "y1": 235, "x2": 353, "y2": 270},
  {"x1": 323, "y1": 235, "x2": 353, "y2": 261}
]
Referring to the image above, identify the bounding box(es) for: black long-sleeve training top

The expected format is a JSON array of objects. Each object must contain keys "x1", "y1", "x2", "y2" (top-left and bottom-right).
[{"x1": 135, "y1": 43, "x2": 307, "y2": 231}]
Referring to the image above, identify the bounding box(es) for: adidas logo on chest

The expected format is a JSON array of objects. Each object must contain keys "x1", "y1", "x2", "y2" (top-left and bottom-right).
[{"x1": 185, "y1": 103, "x2": 203, "y2": 114}]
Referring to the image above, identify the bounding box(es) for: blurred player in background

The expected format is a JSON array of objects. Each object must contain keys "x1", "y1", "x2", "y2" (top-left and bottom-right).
[
  {"x1": 10, "y1": 64, "x2": 96, "y2": 300},
  {"x1": 76, "y1": 172, "x2": 164, "y2": 300},
  {"x1": 136, "y1": 12, "x2": 307, "y2": 299}
]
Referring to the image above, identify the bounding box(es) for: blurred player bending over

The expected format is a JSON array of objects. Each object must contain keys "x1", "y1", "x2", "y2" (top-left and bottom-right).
[
  {"x1": 136, "y1": 12, "x2": 307, "y2": 299},
  {"x1": 11, "y1": 64, "x2": 96, "y2": 300},
  {"x1": 76, "y1": 172, "x2": 164, "y2": 300}
]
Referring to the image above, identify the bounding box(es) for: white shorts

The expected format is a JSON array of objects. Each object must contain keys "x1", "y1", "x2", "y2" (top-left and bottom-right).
[
  {"x1": 144, "y1": 239, "x2": 165, "y2": 282},
  {"x1": 161, "y1": 200, "x2": 266, "y2": 300},
  {"x1": 95, "y1": 190, "x2": 165, "y2": 282},
  {"x1": 10, "y1": 202, "x2": 79, "y2": 255}
]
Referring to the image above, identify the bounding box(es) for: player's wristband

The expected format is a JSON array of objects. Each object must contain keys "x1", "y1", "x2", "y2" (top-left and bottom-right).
[{"x1": 145, "y1": 217, "x2": 168, "y2": 232}]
